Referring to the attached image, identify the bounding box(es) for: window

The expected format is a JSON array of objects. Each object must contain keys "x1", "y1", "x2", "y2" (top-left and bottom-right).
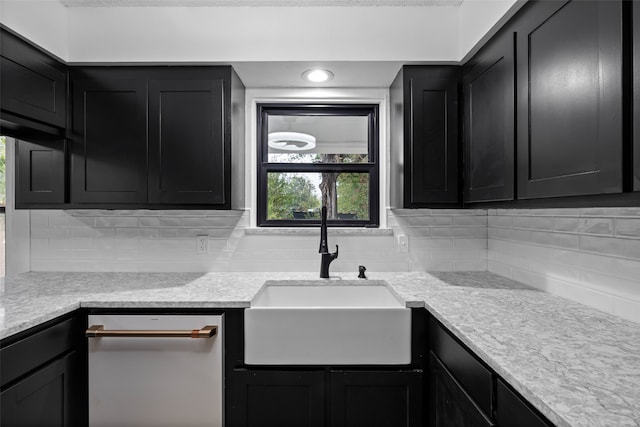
[{"x1": 257, "y1": 104, "x2": 379, "y2": 227}]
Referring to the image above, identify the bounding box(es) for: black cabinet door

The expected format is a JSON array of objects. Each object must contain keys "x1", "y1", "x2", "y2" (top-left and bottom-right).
[
  {"x1": 330, "y1": 370, "x2": 422, "y2": 427},
  {"x1": 15, "y1": 139, "x2": 66, "y2": 206},
  {"x1": 228, "y1": 370, "x2": 325, "y2": 427},
  {"x1": 516, "y1": 0, "x2": 623, "y2": 199},
  {"x1": 634, "y1": 1, "x2": 640, "y2": 191},
  {"x1": 495, "y1": 379, "x2": 552, "y2": 427},
  {"x1": 71, "y1": 75, "x2": 148, "y2": 204},
  {"x1": 0, "y1": 351, "x2": 80, "y2": 427},
  {"x1": 429, "y1": 353, "x2": 495, "y2": 427},
  {"x1": 463, "y1": 31, "x2": 515, "y2": 203},
  {"x1": 404, "y1": 66, "x2": 460, "y2": 207},
  {"x1": 391, "y1": 65, "x2": 461, "y2": 208},
  {"x1": 0, "y1": 28, "x2": 67, "y2": 129},
  {"x1": 148, "y1": 79, "x2": 226, "y2": 204}
]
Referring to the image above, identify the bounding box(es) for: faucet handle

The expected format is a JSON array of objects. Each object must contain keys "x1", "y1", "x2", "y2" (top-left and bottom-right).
[{"x1": 332, "y1": 245, "x2": 339, "y2": 259}]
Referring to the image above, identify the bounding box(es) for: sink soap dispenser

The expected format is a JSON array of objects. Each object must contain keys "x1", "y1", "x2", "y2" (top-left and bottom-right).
[{"x1": 358, "y1": 265, "x2": 367, "y2": 279}]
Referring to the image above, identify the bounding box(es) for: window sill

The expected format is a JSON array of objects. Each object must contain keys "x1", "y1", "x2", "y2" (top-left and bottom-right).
[{"x1": 244, "y1": 227, "x2": 394, "y2": 236}]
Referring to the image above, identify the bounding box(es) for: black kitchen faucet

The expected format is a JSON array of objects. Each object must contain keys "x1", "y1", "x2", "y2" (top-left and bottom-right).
[{"x1": 319, "y1": 206, "x2": 339, "y2": 278}]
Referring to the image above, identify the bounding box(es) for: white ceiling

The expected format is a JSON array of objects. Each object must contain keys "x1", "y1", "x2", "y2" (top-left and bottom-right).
[
  {"x1": 60, "y1": 0, "x2": 463, "y2": 7},
  {"x1": 232, "y1": 61, "x2": 410, "y2": 88},
  {"x1": 0, "y1": 0, "x2": 522, "y2": 87}
]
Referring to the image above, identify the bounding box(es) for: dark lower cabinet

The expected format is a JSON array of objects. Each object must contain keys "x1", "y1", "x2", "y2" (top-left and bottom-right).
[
  {"x1": 228, "y1": 369, "x2": 422, "y2": 427},
  {"x1": 15, "y1": 139, "x2": 66, "y2": 206},
  {"x1": 463, "y1": 29, "x2": 515, "y2": 203},
  {"x1": 390, "y1": 65, "x2": 461, "y2": 208},
  {"x1": 495, "y1": 379, "x2": 552, "y2": 427},
  {"x1": 0, "y1": 351, "x2": 80, "y2": 427},
  {"x1": 0, "y1": 314, "x2": 86, "y2": 427},
  {"x1": 516, "y1": 0, "x2": 623, "y2": 199},
  {"x1": 429, "y1": 353, "x2": 494, "y2": 427},
  {"x1": 330, "y1": 370, "x2": 422, "y2": 427},
  {"x1": 228, "y1": 370, "x2": 325, "y2": 427},
  {"x1": 427, "y1": 314, "x2": 554, "y2": 427}
]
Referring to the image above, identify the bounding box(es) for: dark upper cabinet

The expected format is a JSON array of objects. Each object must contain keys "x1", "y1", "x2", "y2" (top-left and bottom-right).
[
  {"x1": 516, "y1": 0, "x2": 623, "y2": 199},
  {"x1": 148, "y1": 78, "x2": 226, "y2": 205},
  {"x1": 330, "y1": 370, "x2": 423, "y2": 427},
  {"x1": 390, "y1": 66, "x2": 461, "y2": 208},
  {"x1": 0, "y1": 27, "x2": 67, "y2": 131},
  {"x1": 634, "y1": 1, "x2": 640, "y2": 192},
  {"x1": 463, "y1": 30, "x2": 515, "y2": 203},
  {"x1": 68, "y1": 66, "x2": 244, "y2": 208},
  {"x1": 71, "y1": 69, "x2": 148, "y2": 204},
  {"x1": 15, "y1": 139, "x2": 66, "y2": 206},
  {"x1": 228, "y1": 370, "x2": 325, "y2": 427}
]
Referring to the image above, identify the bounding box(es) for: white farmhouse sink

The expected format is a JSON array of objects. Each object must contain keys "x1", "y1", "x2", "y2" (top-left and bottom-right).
[{"x1": 244, "y1": 280, "x2": 411, "y2": 365}]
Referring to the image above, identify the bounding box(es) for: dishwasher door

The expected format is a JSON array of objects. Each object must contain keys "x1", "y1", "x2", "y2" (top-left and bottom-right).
[{"x1": 88, "y1": 314, "x2": 223, "y2": 427}]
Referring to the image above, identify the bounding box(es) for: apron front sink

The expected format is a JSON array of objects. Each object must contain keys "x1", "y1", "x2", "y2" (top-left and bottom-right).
[{"x1": 244, "y1": 280, "x2": 411, "y2": 365}]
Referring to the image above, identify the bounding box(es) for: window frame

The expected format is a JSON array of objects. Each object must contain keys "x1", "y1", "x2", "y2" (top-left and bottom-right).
[{"x1": 257, "y1": 103, "x2": 380, "y2": 227}]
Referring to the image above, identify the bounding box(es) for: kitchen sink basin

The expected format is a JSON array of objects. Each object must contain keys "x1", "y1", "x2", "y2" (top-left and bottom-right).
[{"x1": 244, "y1": 280, "x2": 411, "y2": 365}]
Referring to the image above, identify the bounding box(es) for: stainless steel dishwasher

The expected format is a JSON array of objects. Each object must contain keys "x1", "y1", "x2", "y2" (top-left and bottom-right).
[{"x1": 87, "y1": 314, "x2": 223, "y2": 427}]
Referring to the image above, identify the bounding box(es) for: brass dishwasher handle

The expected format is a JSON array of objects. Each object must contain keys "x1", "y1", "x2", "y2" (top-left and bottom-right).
[{"x1": 85, "y1": 325, "x2": 217, "y2": 339}]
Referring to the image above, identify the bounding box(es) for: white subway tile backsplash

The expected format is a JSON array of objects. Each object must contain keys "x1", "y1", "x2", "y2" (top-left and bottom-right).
[
  {"x1": 580, "y1": 235, "x2": 640, "y2": 260},
  {"x1": 612, "y1": 296, "x2": 640, "y2": 324},
  {"x1": 30, "y1": 207, "x2": 640, "y2": 323},
  {"x1": 512, "y1": 215, "x2": 554, "y2": 230},
  {"x1": 489, "y1": 208, "x2": 640, "y2": 324},
  {"x1": 94, "y1": 217, "x2": 139, "y2": 228},
  {"x1": 615, "y1": 218, "x2": 640, "y2": 238}
]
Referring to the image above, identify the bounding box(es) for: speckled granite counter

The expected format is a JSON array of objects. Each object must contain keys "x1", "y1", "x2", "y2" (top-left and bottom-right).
[{"x1": 1, "y1": 271, "x2": 639, "y2": 427}]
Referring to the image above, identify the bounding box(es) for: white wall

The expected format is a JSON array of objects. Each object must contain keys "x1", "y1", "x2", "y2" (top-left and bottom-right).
[
  {"x1": 488, "y1": 208, "x2": 640, "y2": 324},
  {"x1": 66, "y1": 6, "x2": 459, "y2": 62},
  {"x1": 0, "y1": 0, "x2": 521, "y2": 63},
  {"x1": 0, "y1": 0, "x2": 68, "y2": 59},
  {"x1": 458, "y1": 0, "x2": 522, "y2": 60}
]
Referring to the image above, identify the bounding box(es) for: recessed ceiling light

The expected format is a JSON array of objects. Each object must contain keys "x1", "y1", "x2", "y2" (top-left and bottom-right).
[{"x1": 302, "y1": 69, "x2": 334, "y2": 83}]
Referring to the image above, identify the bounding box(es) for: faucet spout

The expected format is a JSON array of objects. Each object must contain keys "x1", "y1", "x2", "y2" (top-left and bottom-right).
[{"x1": 319, "y1": 206, "x2": 338, "y2": 278}]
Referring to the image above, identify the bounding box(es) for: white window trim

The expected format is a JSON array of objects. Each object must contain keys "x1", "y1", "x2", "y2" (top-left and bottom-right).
[{"x1": 244, "y1": 87, "x2": 390, "y2": 230}]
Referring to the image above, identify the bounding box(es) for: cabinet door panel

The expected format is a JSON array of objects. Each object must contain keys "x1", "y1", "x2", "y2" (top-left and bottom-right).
[
  {"x1": 430, "y1": 353, "x2": 495, "y2": 427},
  {"x1": 15, "y1": 139, "x2": 66, "y2": 205},
  {"x1": 228, "y1": 370, "x2": 324, "y2": 427},
  {"x1": 0, "y1": 29, "x2": 67, "y2": 129},
  {"x1": 148, "y1": 79, "x2": 225, "y2": 204},
  {"x1": 495, "y1": 379, "x2": 552, "y2": 427},
  {"x1": 463, "y1": 31, "x2": 515, "y2": 202},
  {"x1": 406, "y1": 67, "x2": 460, "y2": 206},
  {"x1": 430, "y1": 317, "x2": 493, "y2": 417},
  {"x1": 71, "y1": 77, "x2": 147, "y2": 204},
  {"x1": 516, "y1": 0, "x2": 623, "y2": 198},
  {"x1": 330, "y1": 370, "x2": 422, "y2": 427},
  {"x1": 1, "y1": 351, "x2": 79, "y2": 427}
]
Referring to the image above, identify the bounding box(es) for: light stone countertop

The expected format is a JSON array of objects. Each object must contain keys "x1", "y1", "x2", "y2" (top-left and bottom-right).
[{"x1": 1, "y1": 271, "x2": 639, "y2": 427}]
